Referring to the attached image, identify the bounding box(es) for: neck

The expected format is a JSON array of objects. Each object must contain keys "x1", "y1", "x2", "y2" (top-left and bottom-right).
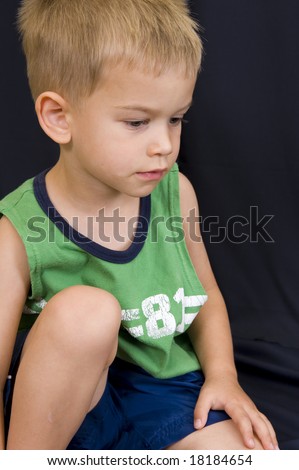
[
  {"x1": 46, "y1": 159, "x2": 137, "y2": 216},
  {"x1": 44, "y1": 161, "x2": 141, "y2": 250}
]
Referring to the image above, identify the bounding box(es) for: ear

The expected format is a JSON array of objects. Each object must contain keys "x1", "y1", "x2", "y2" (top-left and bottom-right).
[{"x1": 35, "y1": 92, "x2": 71, "y2": 144}]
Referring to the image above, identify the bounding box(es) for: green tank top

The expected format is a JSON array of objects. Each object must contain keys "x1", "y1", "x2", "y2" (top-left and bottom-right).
[{"x1": 0, "y1": 164, "x2": 207, "y2": 378}]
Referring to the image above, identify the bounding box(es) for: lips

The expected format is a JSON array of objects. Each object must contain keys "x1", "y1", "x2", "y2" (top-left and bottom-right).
[{"x1": 136, "y1": 170, "x2": 166, "y2": 181}]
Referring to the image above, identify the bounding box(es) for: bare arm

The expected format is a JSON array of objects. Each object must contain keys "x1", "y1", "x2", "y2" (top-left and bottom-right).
[
  {"x1": 179, "y1": 172, "x2": 278, "y2": 450},
  {"x1": 0, "y1": 216, "x2": 30, "y2": 448}
]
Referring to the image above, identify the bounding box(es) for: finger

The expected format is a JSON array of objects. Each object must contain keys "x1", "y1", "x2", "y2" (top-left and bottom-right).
[
  {"x1": 235, "y1": 414, "x2": 256, "y2": 449},
  {"x1": 234, "y1": 406, "x2": 278, "y2": 450},
  {"x1": 252, "y1": 413, "x2": 279, "y2": 450},
  {"x1": 225, "y1": 406, "x2": 256, "y2": 449},
  {"x1": 193, "y1": 392, "x2": 212, "y2": 430},
  {"x1": 262, "y1": 413, "x2": 279, "y2": 448}
]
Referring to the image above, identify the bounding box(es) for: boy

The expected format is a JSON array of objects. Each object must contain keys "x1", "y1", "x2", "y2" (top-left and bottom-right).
[{"x1": 0, "y1": 0, "x2": 277, "y2": 449}]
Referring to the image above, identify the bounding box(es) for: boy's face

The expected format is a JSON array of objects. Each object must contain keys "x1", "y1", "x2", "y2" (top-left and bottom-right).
[{"x1": 67, "y1": 64, "x2": 196, "y2": 198}]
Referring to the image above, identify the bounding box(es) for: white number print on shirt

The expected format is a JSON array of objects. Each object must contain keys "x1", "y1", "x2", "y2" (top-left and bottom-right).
[{"x1": 121, "y1": 288, "x2": 207, "y2": 339}]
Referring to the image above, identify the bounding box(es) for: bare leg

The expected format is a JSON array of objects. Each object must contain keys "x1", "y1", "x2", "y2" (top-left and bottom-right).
[
  {"x1": 167, "y1": 419, "x2": 264, "y2": 450},
  {"x1": 7, "y1": 286, "x2": 121, "y2": 449}
]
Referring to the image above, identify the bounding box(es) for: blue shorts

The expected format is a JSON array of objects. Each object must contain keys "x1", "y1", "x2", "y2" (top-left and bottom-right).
[{"x1": 4, "y1": 331, "x2": 229, "y2": 449}]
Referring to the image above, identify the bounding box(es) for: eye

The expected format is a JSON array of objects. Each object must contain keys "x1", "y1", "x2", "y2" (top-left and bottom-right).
[
  {"x1": 125, "y1": 120, "x2": 149, "y2": 129},
  {"x1": 169, "y1": 117, "x2": 186, "y2": 126}
]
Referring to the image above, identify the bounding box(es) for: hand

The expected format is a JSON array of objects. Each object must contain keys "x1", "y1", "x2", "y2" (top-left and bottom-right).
[{"x1": 193, "y1": 373, "x2": 279, "y2": 450}]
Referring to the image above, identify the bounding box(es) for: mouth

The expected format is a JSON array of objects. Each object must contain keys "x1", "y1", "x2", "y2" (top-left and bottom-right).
[{"x1": 136, "y1": 169, "x2": 167, "y2": 181}]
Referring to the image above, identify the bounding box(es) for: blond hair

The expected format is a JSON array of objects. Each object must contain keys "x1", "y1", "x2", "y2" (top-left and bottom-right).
[{"x1": 17, "y1": 0, "x2": 202, "y2": 104}]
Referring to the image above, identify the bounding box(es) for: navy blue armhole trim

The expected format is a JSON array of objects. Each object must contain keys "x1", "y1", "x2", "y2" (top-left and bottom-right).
[{"x1": 33, "y1": 170, "x2": 151, "y2": 264}]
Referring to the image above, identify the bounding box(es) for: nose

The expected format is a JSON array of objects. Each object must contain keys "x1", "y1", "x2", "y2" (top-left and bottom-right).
[{"x1": 147, "y1": 124, "x2": 173, "y2": 157}]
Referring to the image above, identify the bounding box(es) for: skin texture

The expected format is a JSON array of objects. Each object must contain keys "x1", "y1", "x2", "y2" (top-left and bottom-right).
[{"x1": 0, "y1": 65, "x2": 278, "y2": 449}]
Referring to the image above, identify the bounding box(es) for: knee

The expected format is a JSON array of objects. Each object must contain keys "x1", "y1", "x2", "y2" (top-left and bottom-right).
[{"x1": 42, "y1": 286, "x2": 121, "y2": 359}]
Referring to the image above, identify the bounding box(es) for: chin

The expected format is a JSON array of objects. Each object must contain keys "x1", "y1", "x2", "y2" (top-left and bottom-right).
[{"x1": 128, "y1": 183, "x2": 159, "y2": 199}]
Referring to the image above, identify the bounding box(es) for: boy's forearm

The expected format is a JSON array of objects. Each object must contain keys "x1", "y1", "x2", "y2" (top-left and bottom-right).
[{"x1": 188, "y1": 286, "x2": 237, "y2": 380}]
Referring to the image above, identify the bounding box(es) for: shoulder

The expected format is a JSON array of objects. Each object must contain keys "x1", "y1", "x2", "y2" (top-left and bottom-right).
[
  {"x1": 178, "y1": 171, "x2": 197, "y2": 195},
  {"x1": 178, "y1": 171, "x2": 199, "y2": 219},
  {"x1": 153, "y1": 166, "x2": 200, "y2": 221}
]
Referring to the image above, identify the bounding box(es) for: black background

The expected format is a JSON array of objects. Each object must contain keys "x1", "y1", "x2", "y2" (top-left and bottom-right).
[
  {"x1": 0, "y1": 1, "x2": 58, "y2": 198},
  {"x1": 1, "y1": 1, "x2": 299, "y2": 448}
]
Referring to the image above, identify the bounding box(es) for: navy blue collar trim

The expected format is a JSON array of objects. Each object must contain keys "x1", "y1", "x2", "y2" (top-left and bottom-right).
[{"x1": 33, "y1": 170, "x2": 151, "y2": 264}]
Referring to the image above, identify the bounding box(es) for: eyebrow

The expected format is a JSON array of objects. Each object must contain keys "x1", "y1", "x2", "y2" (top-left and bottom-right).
[{"x1": 114, "y1": 101, "x2": 193, "y2": 114}]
